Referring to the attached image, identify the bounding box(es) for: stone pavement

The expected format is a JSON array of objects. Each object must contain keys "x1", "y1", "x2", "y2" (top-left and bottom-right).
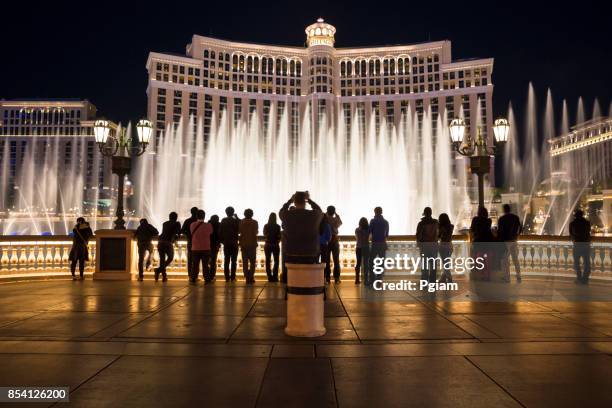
[{"x1": 0, "y1": 277, "x2": 611, "y2": 407}]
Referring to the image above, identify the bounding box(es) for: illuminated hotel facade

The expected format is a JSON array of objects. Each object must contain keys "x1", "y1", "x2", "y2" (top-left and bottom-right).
[
  {"x1": 0, "y1": 100, "x2": 113, "y2": 212},
  {"x1": 146, "y1": 19, "x2": 495, "y2": 151},
  {"x1": 550, "y1": 117, "x2": 612, "y2": 187}
]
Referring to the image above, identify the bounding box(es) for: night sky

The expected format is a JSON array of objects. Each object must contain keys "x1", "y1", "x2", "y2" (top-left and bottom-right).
[{"x1": 1, "y1": 0, "x2": 610, "y2": 140}]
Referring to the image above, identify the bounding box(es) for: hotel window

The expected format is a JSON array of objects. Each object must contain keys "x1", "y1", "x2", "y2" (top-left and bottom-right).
[{"x1": 232, "y1": 98, "x2": 241, "y2": 127}]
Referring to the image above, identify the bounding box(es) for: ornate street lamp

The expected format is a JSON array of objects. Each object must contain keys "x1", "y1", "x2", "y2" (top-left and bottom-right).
[
  {"x1": 94, "y1": 119, "x2": 152, "y2": 229},
  {"x1": 449, "y1": 117, "x2": 510, "y2": 209}
]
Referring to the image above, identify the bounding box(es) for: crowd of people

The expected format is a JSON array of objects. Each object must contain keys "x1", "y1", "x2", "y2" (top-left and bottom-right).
[{"x1": 68, "y1": 196, "x2": 593, "y2": 285}]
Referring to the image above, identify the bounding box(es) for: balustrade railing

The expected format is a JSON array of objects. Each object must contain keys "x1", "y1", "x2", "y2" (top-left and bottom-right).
[{"x1": 0, "y1": 235, "x2": 610, "y2": 280}]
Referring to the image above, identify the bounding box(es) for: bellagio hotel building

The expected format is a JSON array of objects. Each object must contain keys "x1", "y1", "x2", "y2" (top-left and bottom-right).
[{"x1": 146, "y1": 18, "x2": 494, "y2": 147}]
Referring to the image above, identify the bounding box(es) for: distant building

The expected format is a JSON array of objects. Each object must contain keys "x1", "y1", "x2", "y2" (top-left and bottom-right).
[
  {"x1": 550, "y1": 117, "x2": 612, "y2": 188},
  {"x1": 146, "y1": 18, "x2": 494, "y2": 148},
  {"x1": 0, "y1": 99, "x2": 114, "y2": 213}
]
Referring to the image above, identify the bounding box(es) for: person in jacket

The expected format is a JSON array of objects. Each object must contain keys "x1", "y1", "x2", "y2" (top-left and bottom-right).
[
  {"x1": 355, "y1": 217, "x2": 370, "y2": 285},
  {"x1": 181, "y1": 207, "x2": 199, "y2": 279},
  {"x1": 190, "y1": 209, "x2": 213, "y2": 284},
  {"x1": 498, "y1": 204, "x2": 523, "y2": 283},
  {"x1": 320, "y1": 216, "x2": 333, "y2": 283},
  {"x1": 437, "y1": 213, "x2": 454, "y2": 283},
  {"x1": 569, "y1": 209, "x2": 591, "y2": 284},
  {"x1": 279, "y1": 191, "x2": 324, "y2": 264},
  {"x1": 470, "y1": 206, "x2": 494, "y2": 280},
  {"x1": 219, "y1": 206, "x2": 240, "y2": 282},
  {"x1": 135, "y1": 218, "x2": 159, "y2": 281},
  {"x1": 155, "y1": 212, "x2": 181, "y2": 282},
  {"x1": 325, "y1": 206, "x2": 343, "y2": 283},
  {"x1": 369, "y1": 207, "x2": 389, "y2": 283},
  {"x1": 263, "y1": 212, "x2": 281, "y2": 282},
  {"x1": 69, "y1": 217, "x2": 93, "y2": 280},
  {"x1": 239, "y1": 209, "x2": 259, "y2": 284},
  {"x1": 208, "y1": 215, "x2": 221, "y2": 281},
  {"x1": 416, "y1": 207, "x2": 439, "y2": 283}
]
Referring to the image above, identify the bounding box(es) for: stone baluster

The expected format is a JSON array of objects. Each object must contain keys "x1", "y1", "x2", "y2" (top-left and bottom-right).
[
  {"x1": 603, "y1": 246, "x2": 612, "y2": 276},
  {"x1": 548, "y1": 243, "x2": 558, "y2": 275},
  {"x1": 36, "y1": 245, "x2": 45, "y2": 271},
  {"x1": 0, "y1": 245, "x2": 9, "y2": 270},
  {"x1": 565, "y1": 246, "x2": 574, "y2": 273},
  {"x1": 27, "y1": 245, "x2": 37, "y2": 271}
]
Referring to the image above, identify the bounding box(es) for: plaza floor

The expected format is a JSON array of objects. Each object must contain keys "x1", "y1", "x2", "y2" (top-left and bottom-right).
[{"x1": 0, "y1": 277, "x2": 611, "y2": 407}]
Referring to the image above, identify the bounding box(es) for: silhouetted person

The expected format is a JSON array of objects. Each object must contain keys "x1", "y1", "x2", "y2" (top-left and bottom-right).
[
  {"x1": 470, "y1": 206, "x2": 494, "y2": 280},
  {"x1": 263, "y1": 212, "x2": 281, "y2": 282},
  {"x1": 279, "y1": 191, "x2": 323, "y2": 265},
  {"x1": 135, "y1": 218, "x2": 159, "y2": 281},
  {"x1": 325, "y1": 205, "x2": 343, "y2": 283},
  {"x1": 355, "y1": 217, "x2": 370, "y2": 285},
  {"x1": 438, "y1": 213, "x2": 454, "y2": 283},
  {"x1": 498, "y1": 204, "x2": 523, "y2": 283},
  {"x1": 416, "y1": 207, "x2": 439, "y2": 283},
  {"x1": 220, "y1": 206, "x2": 240, "y2": 282},
  {"x1": 569, "y1": 209, "x2": 591, "y2": 284},
  {"x1": 181, "y1": 207, "x2": 199, "y2": 279},
  {"x1": 280, "y1": 206, "x2": 296, "y2": 284},
  {"x1": 208, "y1": 215, "x2": 221, "y2": 280},
  {"x1": 320, "y1": 216, "x2": 332, "y2": 283},
  {"x1": 156, "y1": 212, "x2": 181, "y2": 282},
  {"x1": 239, "y1": 209, "x2": 258, "y2": 283},
  {"x1": 190, "y1": 209, "x2": 213, "y2": 284},
  {"x1": 369, "y1": 207, "x2": 389, "y2": 283},
  {"x1": 69, "y1": 217, "x2": 93, "y2": 280}
]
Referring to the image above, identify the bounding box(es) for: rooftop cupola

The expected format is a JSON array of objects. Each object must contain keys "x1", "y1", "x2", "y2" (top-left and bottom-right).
[{"x1": 305, "y1": 18, "x2": 336, "y2": 47}]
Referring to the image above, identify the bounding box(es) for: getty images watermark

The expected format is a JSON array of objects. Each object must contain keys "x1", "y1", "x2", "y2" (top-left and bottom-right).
[{"x1": 370, "y1": 253, "x2": 486, "y2": 292}]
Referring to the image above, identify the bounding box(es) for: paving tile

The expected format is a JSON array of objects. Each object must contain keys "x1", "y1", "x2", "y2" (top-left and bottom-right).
[
  {"x1": 257, "y1": 358, "x2": 336, "y2": 407},
  {"x1": 0, "y1": 294, "x2": 66, "y2": 312},
  {"x1": 231, "y1": 317, "x2": 358, "y2": 342},
  {"x1": 116, "y1": 314, "x2": 243, "y2": 340},
  {"x1": 271, "y1": 344, "x2": 315, "y2": 358},
  {"x1": 160, "y1": 297, "x2": 256, "y2": 316},
  {"x1": 0, "y1": 340, "x2": 125, "y2": 355},
  {"x1": 122, "y1": 342, "x2": 271, "y2": 357},
  {"x1": 586, "y1": 341, "x2": 612, "y2": 354},
  {"x1": 555, "y1": 313, "x2": 612, "y2": 336},
  {"x1": 350, "y1": 315, "x2": 473, "y2": 340},
  {"x1": 332, "y1": 356, "x2": 520, "y2": 407},
  {"x1": 449, "y1": 341, "x2": 602, "y2": 356},
  {"x1": 464, "y1": 313, "x2": 608, "y2": 339},
  {"x1": 0, "y1": 312, "x2": 38, "y2": 328},
  {"x1": 533, "y1": 301, "x2": 612, "y2": 313},
  {"x1": 0, "y1": 354, "x2": 118, "y2": 399},
  {"x1": 342, "y1": 299, "x2": 435, "y2": 316},
  {"x1": 49, "y1": 295, "x2": 176, "y2": 313},
  {"x1": 317, "y1": 343, "x2": 461, "y2": 357},
  {"x1": 433, "y1": 301, "x2": 553, "y2": 314},
  {"x1": 468, "y1": 354, "x2": 612, "y2": 407},
  {"x1": 248, "y1": 299, "x2": 346, "y2": 317},
  {"x1": 67, "y1": 355, "x2": 267, "y2": 407},
  {"x1": 0, "y1": 312, "x2": 129, "y2": 338}
]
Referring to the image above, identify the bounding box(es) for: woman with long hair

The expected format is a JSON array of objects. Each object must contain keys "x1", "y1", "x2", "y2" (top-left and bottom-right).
[
  {"x1": 263, "y1": 212, "x2": 281, "y2": 282},
  {"x1": 355, "y1": 217, "x2": 370, "y2": 285}
]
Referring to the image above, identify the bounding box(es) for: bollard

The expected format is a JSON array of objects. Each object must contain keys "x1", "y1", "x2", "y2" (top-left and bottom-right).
[{"x1": 284, "y1": 263, "x2": 326, "y2": 337}]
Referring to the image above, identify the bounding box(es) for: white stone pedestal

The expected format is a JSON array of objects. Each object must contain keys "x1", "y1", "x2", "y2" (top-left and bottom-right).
[
  {"x1": 284, "y1": 263, "x2": 326, "y2": 337},
  {"x1": 93, "y1": 229, "x2": 137, "y2": 280}
]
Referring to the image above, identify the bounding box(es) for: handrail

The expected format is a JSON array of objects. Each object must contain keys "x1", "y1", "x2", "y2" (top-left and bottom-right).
[{"x1": 1, "y1": 234, "x2": 611, "y2": 243}]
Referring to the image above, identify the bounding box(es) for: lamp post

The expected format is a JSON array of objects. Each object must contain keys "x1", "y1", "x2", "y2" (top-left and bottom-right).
[
  {"x1": 93, "y1": 119, "x2": 152, "y2": 229},
  {"x1": 449, "y1": 118, "x2": 510, "y2": 209}
]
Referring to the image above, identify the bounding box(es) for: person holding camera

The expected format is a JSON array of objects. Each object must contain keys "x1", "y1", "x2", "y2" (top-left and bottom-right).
[{"x1": 279, "y1": 191, "x2": 324, "y2": 265}]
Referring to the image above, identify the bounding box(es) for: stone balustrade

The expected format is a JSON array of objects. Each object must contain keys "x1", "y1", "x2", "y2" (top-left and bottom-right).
[{"x1": 0, "y1": 235, "x2": 610, "y2": 280}]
